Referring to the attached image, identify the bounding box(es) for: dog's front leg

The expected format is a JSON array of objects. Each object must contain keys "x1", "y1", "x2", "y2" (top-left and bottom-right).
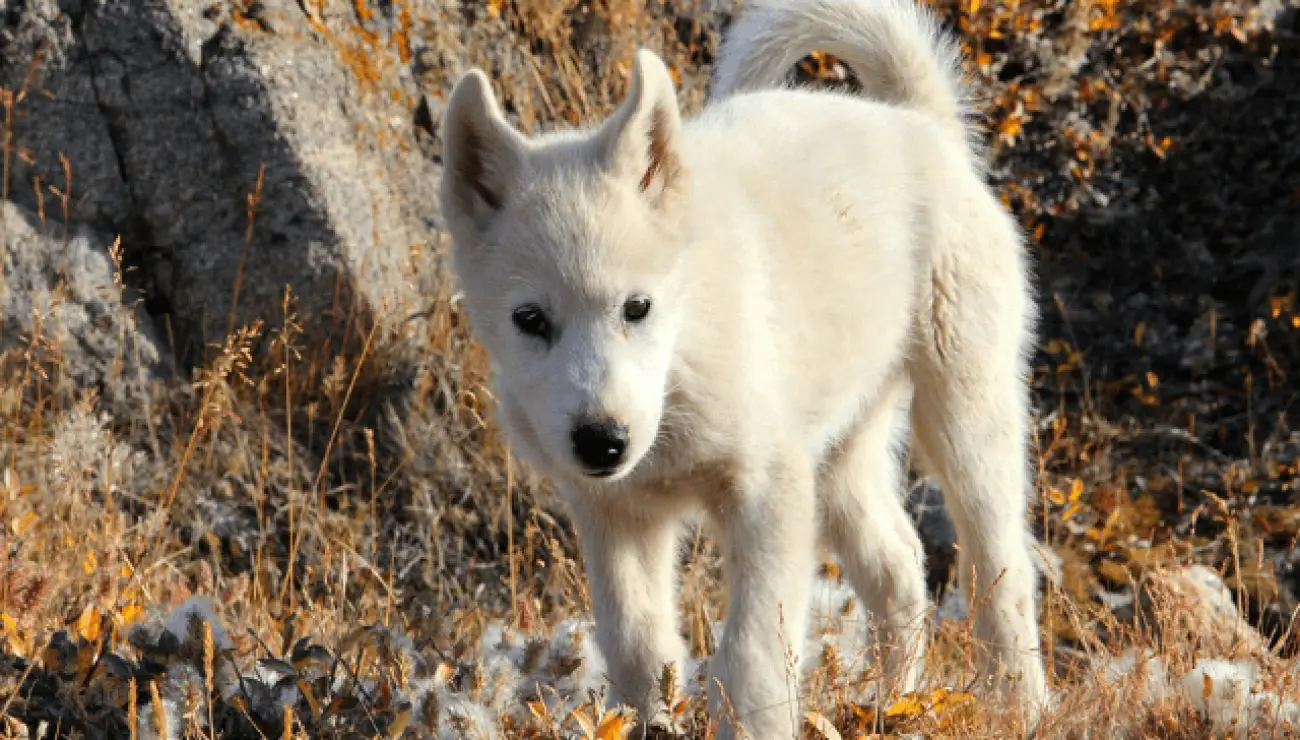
[
  {"x1": 566, "y1": 490, "x2": 686, "y2": 726},
  {"x1": 708, "y1": 452, "x2": 817, "y2": 740}
]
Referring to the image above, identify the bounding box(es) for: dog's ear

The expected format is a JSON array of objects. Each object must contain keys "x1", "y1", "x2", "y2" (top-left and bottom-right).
[
  {"x1": 598, "y1": 49, "x2": 686, "y2": 206},
  {"x1": 440, "y1": 69, "x2": 528, "y2": 231}
]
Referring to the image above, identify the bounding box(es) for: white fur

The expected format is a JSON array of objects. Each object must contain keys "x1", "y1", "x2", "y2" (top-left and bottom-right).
[{"x1": 439, "y1": 0, "x2": 1048, "y2": 736}]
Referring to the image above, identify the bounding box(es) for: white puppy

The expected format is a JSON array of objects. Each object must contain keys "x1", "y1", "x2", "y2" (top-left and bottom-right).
[{"x1": 438, "y1": 0, "x2": 1049, "y2": 736}]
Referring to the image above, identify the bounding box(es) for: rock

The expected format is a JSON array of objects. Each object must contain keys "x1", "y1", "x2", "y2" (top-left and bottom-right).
[
  {"x1": 906, "y1": 478, "x2": 959, "y2": 596},
  {"x1": 1, "y1": 201, "x2": 168, "y2": 405},
  {"x1": 1257, "y1": 544, "x2": 1300, "y2": 654},
  {"x1": 1137, "y1": 565, "x2": 1268, "y2": 658},
  {"x1": 2, "y1": 0, "x2": 443, "y2": 367}
]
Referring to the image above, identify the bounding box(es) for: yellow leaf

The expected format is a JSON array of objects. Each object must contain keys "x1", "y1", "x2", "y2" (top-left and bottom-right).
[
  {"x1": 1069, "y1": 479, "x2": 1085, "y2": 502},
  {"x1": 1134, "y1": 322, "x2": 1146, "y2": 345},
  {"x1": 484, "y1": 0, "x2": 503, "y2": 17},
  {"x1": 119, "y1": 562, "x2": 135, "y2": 579},
  {"x1": 1047, "y1": 487, "x2": 1066, "y2": 506},
  {"x1": 0, "y1": 613, "x2": 30, "y2": 658},
  {"x1": 997, "y1": 115, "x2": 1023, "y2": 144},
  {"x1": 77, "y1": 605, "x2": 103, "y2": 643},
  {"x1": 82, "y1": 550, "x2": 99, "y2": 575},
  {"x1": 596, "y1": 709, "x2": 634, "y2": 740},
  {"x1": 117, "y1": 602, "x2": 146, "y2": 627},
  {"x1": 10, "y1": 511, "x2": 38, "y2": 536},
  {"x1": 885, "y1": 695, "x2": 925, "y2": 719},
  {"x1": 527, "y1": 700, "x2": 549, "y2": 723},
  {"x1": 1062, "y1": 502, "x2": 1081, "y2": 522},
  {"x1": 930, "y1": 688, "x2": 976, "y2": 713},
  {"x1": 850, "y1": 703, "x2": 878, "y2": 725}
]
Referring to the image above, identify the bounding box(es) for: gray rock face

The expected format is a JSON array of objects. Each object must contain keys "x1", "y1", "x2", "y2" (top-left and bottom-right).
[
  {"x1": 906, "y1": 478, "x2": 959, "y2": 595},
  {"x1": 2, "y1": 0, "x2": 442, "y2": 368},
  {"x1": 1, "y1": 201, "x2": 167, "y2": 404}
]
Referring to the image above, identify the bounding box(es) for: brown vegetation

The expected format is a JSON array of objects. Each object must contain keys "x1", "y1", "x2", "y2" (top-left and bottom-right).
[{"x1": 1, "y1": 0, "x2": 1297, "y2": 737}]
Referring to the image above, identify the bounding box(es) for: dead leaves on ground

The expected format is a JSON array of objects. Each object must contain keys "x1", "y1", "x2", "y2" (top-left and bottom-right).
[{"x1": 805, "y1": 687, "x2": 982, "y2": 739}]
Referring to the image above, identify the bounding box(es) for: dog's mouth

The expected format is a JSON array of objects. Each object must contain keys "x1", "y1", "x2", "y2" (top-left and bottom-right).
[{"x1": 578, "y1": 460, "x2": 641, "y2": 483}]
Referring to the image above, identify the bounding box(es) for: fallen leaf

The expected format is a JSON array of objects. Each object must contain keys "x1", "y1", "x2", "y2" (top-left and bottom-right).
[
  {"x1": 117, "y1": 602, "x2": 146, "y2": 627},
  {"x1": 596, "y1": 708, "x2": 635, "y2": 740},
  {"x1": 885, "y1": 694, "x2": 925, "y2": 719},
  {"x1": 77, "y1": 605, "x2": 103, "y2": 643},
  {"x1": 1069, "y1": 478, "x2": 1085, "y2": 502},
  {"x1": 10, "y1": 511, "x2": 38, "y2": 536},
  {"x1": 82, "y1": 549, "x2": 99, "y2": 575}
]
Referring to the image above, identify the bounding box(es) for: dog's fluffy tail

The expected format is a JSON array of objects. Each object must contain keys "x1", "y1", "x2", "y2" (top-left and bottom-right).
[{"x1": 711, "y1": 0, "x2": 970, "y2": 141}]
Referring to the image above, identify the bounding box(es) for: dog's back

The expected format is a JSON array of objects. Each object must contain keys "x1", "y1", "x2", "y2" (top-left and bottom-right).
[
  {"x1": 658, "y1": 11, "x2": 995, "y2": 469},
  {"x1": 657, "y1": 91, "x2": 939, "y2": 465}
]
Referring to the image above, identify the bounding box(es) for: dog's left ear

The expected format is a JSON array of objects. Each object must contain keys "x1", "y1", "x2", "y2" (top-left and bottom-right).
[{"x1": 598, "y1": 49, "x2": 686, "y2": 206}]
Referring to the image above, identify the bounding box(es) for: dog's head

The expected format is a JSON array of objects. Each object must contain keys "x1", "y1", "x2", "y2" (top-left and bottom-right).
[{"x1": 439, "y1": 50, "x2": 692, "y2": 483}]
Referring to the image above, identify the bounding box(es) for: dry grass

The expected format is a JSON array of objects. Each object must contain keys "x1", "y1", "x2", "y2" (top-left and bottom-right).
[{"x1": 2, "y1": 0, "x2": 1299, "y2": 737}]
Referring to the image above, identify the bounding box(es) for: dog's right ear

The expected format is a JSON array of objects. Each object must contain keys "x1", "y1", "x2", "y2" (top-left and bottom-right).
[
  {"x1": 597, "y1": 50, "x2": 687, "y2": 208},
  {"x1": 440, "y1": 70, "x2": 527, "y2": 231}
]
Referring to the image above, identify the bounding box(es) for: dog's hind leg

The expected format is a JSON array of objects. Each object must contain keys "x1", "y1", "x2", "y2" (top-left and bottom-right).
[
  {"x1": 820, "y1": 378, "x2": 929, "y2": 698},
  {"x1": 906, "y1": 211, "x2": 1049, "y2": 720}
]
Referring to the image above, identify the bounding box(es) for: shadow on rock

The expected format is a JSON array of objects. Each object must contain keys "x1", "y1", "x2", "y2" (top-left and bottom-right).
[{"x1": 1, "y1": 0, "x2": 442, "y2": 378}]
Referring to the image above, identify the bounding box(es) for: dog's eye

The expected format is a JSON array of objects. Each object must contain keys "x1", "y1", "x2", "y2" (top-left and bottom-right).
[
  {"x1": 512, "y1": 305, "x2": 551, "y2": 339},
  {"x1": 622, "y1": 297, "x2": 652, "y2": 323}
]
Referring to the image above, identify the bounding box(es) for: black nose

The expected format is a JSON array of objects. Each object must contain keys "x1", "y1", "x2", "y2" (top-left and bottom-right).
[{"x1": 571, "y1": 418, "x2": 629, "y2": 474}]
